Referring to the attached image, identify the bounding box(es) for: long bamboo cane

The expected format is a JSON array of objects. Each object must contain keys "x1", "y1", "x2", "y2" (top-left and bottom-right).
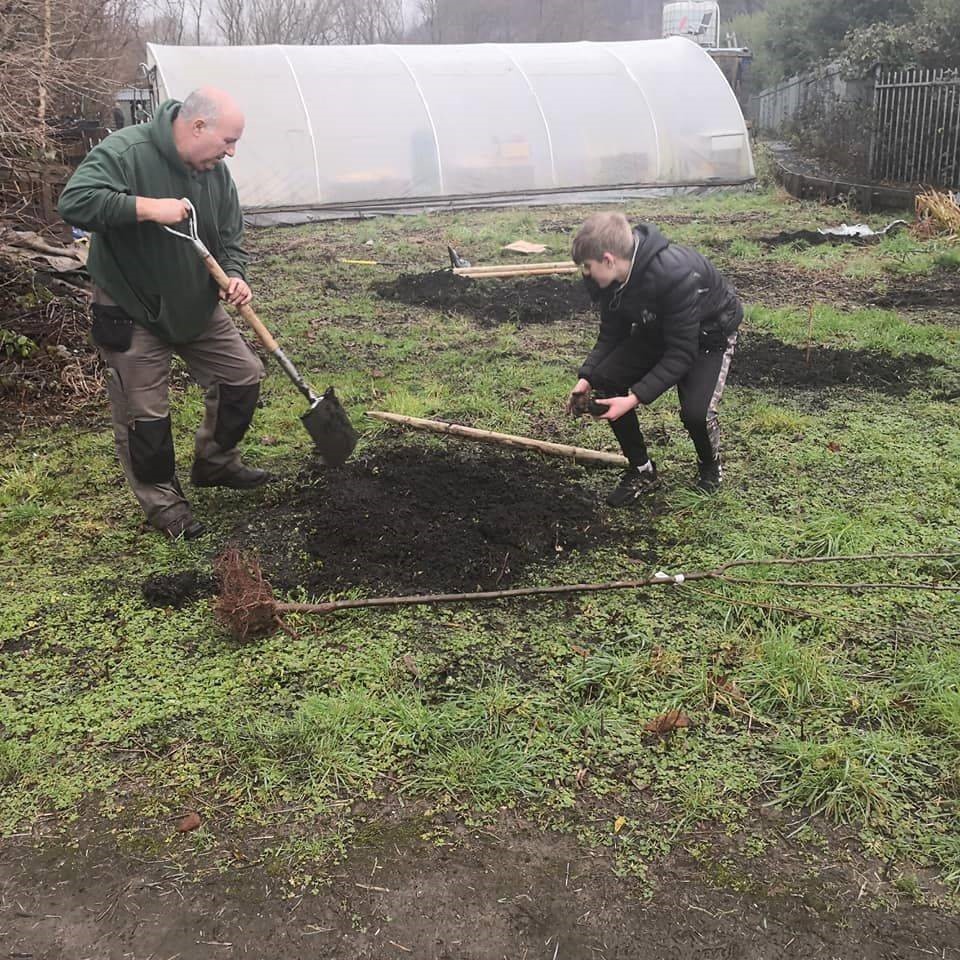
[
  {"x1": 454, "y1": 264, "x2": 580, "y2": 279},
  {"x1": 454, "y1": 260, "x2": 576, "y2": 274},
  {"x1": 366, "y1": 411, "x2": 628, "y2": 467}
]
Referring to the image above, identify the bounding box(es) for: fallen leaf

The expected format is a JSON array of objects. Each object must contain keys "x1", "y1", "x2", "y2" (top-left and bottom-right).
[
  {"x1": 570, "y1": 644, "x2": 590, "y2": 658},
  {"x1": 613, "y1": 816, "x2": 627, "y2": 834},
  {"x1": 176, "y1": 811, "x2": 201, "y2": 833},
  {"x1": 827, "y1": 441, "x2": 842, "y2": 452},
  {"x1": 370, "y1": 368, "x2": 385, "y2": 379},
  {"x1": 644, "y1": 709, "x2": 691, "y2": 734},
  {"x1": 400, "y1": 653, "x2": 420, "y2": 677}
]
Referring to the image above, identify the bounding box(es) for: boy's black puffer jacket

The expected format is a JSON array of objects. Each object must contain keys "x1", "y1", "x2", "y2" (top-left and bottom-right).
[{"x1": 579, "y1": 223, "x2": 741, "y2": 405}]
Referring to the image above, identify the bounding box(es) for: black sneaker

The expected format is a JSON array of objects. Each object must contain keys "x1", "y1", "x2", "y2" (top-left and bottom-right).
[
  {"x1": 696, "y1": 458, "x2": 723, "y2": 493},
  {"x1": 606, "y1": 462, "x2": 658, "y2": 507}
]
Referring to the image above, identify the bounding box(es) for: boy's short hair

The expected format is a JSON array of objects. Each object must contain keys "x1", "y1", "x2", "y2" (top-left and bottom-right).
[{"x1": 571, "y1": 212, "x2": 634, "y2": 263}]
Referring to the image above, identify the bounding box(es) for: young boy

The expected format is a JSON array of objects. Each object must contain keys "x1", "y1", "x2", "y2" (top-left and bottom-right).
[{"x1": 567, "y1": 212, "x2": 742, "y2": 506}]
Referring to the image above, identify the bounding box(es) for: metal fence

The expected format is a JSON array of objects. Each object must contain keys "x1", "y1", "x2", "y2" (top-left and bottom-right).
[
  {"x1": 870, "y1": 67, "x2": 960, "y2": 187},
  {"x1": 750, "y1": 64, "x2": 856, "y2": 132},
  {"x1": 751, "y1": 63, "x2": 960, "y2": 188}
]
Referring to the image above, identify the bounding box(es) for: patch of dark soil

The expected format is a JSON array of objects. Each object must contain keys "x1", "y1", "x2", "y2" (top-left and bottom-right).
[
  {"x1": 374, "y1": 270, "x2": 593, "y2": 326},
  {"x1": 732, "y1": 331, "x2": 938, "y2": 395},
  {"x1": 537, "y1": 211, "x2": 774, "y2": 234},
  {"x1": 868, "y1": 267, "x2": 960, "y2": 312},
  {"x1": 725, "y1": 256, "x2": 960, "y2": 322},
  {"x1": 141, "y1": 570, "x2": 218, "y2": 608},
  {"x1": 3, "y1": 817, "x2": 959, "y2": 960},
  {"x1": 725, "y1": 261, "x2": 870, "y2": 309},
  {"x1": 233, "y1": 443, "x2": 609, "y2": 596},
  {"x1": 0, "y1": 627, "x2": 40, "y2": 653},
  {"x1": 759, "y1": 229, "x2": 880, "y2": 247}
]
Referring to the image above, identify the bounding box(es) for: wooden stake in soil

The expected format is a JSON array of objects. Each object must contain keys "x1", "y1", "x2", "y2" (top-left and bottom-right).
[{"x1": 366, "y1": 411, "x2": 628, "y2": 467}]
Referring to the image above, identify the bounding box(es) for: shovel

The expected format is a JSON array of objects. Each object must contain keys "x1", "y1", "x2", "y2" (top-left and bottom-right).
[{"x1": 163, "y1": 199, "x2": 358, "y2": 467}]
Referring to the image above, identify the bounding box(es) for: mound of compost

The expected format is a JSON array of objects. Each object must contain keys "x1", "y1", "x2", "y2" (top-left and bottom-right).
[
  {"x1": 232, "y1": 444, "x2": 608, "y2": 596},
  {"x1": 731, "y1": 332, "x2": 938, "y2": 396},
  {"x1": 375, "y1": 270, "x2": 593, "y2": 326}
]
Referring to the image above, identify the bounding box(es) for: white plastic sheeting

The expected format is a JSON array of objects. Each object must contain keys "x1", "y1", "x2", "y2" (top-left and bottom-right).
[{"x1": 147, "y1": 38, "x2": 754, "y2": 216}]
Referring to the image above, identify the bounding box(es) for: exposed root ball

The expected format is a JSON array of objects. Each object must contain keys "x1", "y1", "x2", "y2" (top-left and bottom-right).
[{"x1": 214, "y1": 546, "x2": 280, "y2": 640}]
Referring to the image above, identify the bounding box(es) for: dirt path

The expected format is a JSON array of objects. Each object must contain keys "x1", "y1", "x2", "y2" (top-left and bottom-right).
[{"x1": 3, "y1": 820, "x2": 958, "y2": 960}]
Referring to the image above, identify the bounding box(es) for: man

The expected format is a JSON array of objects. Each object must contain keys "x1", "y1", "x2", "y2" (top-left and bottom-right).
[
  {"x1": 567, "y1": 212, "x2": 742, "y2": 506},
  {"x1": 59, "y1": 87, "x2": 269, "y2": 540}
]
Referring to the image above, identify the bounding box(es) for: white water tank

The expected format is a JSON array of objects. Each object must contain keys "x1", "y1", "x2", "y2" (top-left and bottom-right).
[{"x1": 662, "y1": 1, "x2": 721, "y2": 49}]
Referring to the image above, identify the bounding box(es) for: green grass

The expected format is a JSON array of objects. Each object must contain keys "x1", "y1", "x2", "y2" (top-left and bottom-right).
[
  {"x1": 2, "y1": 190, "x2": 959, "y2": 902},
  {"x1": 747, "y1": 304, "x2": 960, "y2": 357}
]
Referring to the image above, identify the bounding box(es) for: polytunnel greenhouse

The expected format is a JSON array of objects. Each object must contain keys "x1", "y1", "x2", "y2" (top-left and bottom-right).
[{"x1": 147, "y1": 37, "x2": 754, "y2": 220}]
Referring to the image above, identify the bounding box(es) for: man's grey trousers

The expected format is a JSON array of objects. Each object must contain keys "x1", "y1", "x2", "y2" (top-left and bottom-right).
[{"x1": 94, "y1": 289, "x2": 265, "y2": 531}]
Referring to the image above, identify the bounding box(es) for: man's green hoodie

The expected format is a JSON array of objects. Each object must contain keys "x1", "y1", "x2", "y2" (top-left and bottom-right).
[{"x1": 58, "y1": 99, "x2": 246, "y2": 344}]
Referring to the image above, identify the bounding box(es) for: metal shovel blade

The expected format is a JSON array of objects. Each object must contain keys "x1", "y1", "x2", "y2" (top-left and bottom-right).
[{"x1": 301, "y1": 386, "x2": 358, "y2": 467}]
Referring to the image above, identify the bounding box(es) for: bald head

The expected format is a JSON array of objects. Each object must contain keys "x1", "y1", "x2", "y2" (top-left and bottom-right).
[
  {"x1": 173, "y1": 87, "x2": 245, "y2": 172},
  {"x1": 180, "y1": 87, "x2": 242, "y2": 124}
]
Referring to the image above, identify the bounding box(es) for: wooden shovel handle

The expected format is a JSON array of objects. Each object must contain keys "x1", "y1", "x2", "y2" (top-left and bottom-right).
[{"x1": 202, "y1": 253, "x2": 279, "y2": 353}]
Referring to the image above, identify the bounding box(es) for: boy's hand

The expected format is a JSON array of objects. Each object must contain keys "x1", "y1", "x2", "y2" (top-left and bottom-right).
[
  {"x1": 566, "y1": 378, "x2": 592, "y2": 415},
  {"x1": 596, "y1": 393, "x2": 640, "y2": 421}
]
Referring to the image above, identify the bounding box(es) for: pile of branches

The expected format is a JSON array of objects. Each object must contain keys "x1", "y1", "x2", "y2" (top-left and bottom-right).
[{"x1": 0, "y1": 240, "x2": 100, "y2": 430}]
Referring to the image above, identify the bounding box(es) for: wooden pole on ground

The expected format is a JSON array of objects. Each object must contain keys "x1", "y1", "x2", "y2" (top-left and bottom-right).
[
  {"x1": 455, "y1": 260, "x2": 576, "y2": 274},
  {"x1": 454, "y1": 261, "x2": 579, "y2": 279},
  {"x1": 366, "y1": 411, "x2": 628, "y2": 467}
]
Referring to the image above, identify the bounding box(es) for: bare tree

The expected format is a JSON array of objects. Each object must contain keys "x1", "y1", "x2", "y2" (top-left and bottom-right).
[
  {"x1": 252, "y1": 0, "x2": 339, "y2": 43},
  {"x1": 334, "y1": 0, "x2": 403, "y2": 43},
  {"x1": 209, "y1": 0, "x2": 402, "y2": 45},
  {"x1": 214, "y1": 0, "x2": 247, "y2": 44},
  {"x1": 407, "y1": 0, "x2": 663, "y2": 43},
  {"x1": 416, "y1": 0, "x2": 442, "y2": 42},
  {"x1": 1, "y1": 0, "x2": 142, "y2": 168},
  {"x1": 140, "y1": 0, "x2": 207, "y2": 44}
]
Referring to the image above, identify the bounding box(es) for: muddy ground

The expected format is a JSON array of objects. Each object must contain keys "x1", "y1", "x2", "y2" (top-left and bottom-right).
[
  {"x1": 375, "y1": 270, "x2": 592, "y2": 326},
  {"x1": 3, "y1": 814, "x2": 959, "y2": 960},
  {"x1": 375, "y1": 263, "x2": 960, "y2": 323},
  {"x1": 137, "y1": 325, "x2": 943, "y2": 611},
  {"x1": 4, "y1": 255, "x2": 957, "y2": 432},
  {"x1": 7, "y1": 230, "x2": 960, "y2": 958}
]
